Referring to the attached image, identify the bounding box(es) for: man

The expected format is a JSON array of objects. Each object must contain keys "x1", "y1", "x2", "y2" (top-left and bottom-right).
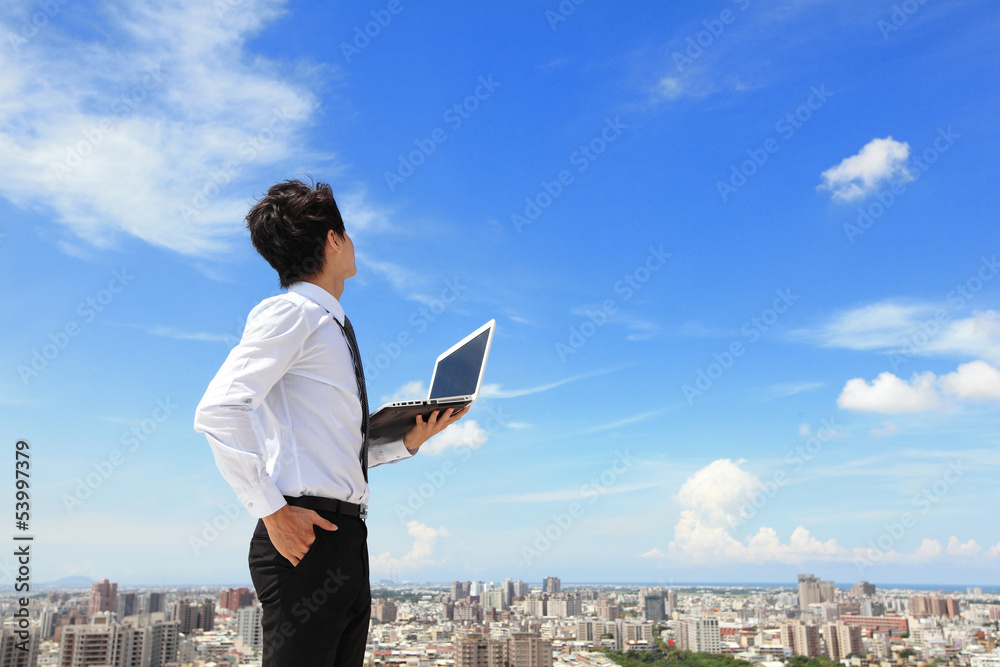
[{"x1": 194, "y1": 179, "x2": 466, "y2": 666}]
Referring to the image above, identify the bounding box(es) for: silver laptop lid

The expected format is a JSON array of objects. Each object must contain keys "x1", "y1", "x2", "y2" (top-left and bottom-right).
[{"x1": 427, "y1": 320, "x2": 496, "y2": 400}]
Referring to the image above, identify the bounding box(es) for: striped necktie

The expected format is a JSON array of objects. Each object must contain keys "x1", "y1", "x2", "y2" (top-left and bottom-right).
[{"x1": 341, "y1": 315, "x2": 370, "y2": 482}]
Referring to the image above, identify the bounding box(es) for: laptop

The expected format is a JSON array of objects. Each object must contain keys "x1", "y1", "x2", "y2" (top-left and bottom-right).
[{"x1": 369, "y1": 319, "x2": 496, "y2": 442}]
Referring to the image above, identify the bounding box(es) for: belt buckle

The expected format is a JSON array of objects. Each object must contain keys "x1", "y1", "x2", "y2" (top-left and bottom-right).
[{"x1": 360, "y1": 504, "x2": 368, "y2": 521}]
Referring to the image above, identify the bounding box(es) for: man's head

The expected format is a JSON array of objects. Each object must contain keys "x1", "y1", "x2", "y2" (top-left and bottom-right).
[{"x1": 246, "y1": 179, "x2": 350, "y2": 288}]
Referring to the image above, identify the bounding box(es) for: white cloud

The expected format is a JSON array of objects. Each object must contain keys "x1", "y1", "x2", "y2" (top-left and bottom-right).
[
  {"x1": 912, "y1": 538, "x2": 943, "y2": 560},
  {"x1": 837, "y1": 360, "x2": 1000, "y2": 414},
  {"x1": 939, "y1": 360, "x2": 1000, "y2": 403},
  {"x1": 0, "y1": 0, "x2": 325, "y2": 256},
  {"x1": 946, "y1": 536, "x2": 982, "y2": 557},
  {"x1": 818, "y1": 137, "x2": 912, "y2": 202},
  {"x1": 667, "y1": 460, "x2": 989, "y2": 567},
  {"x1": 638, "y1": 547, "x2": 667, "y2": 559},
  {"x1": 676, "y1": 458, "x2": 761, "y2": 528},
  {"x1": 870, "y1": 421, "x2": 898, "y2": 437},
  {"x1": 419, "y1": 419, "x2": 488, "y2": 456},
  {"x1": 669, "y1": 459, "x2": 851, "y2": 563},
  {"x1": 369, "y1": 521, "x2": 449, "y2": 574},
  {"x1": 799, "y1": 423, "x2": 811, "y2": 437},
  {"x1": 380, "y1": 381, "x2": 427, "y2": 405},
  {"x1": 838, "y1": 371, "x2": 943, "y2": 413}
]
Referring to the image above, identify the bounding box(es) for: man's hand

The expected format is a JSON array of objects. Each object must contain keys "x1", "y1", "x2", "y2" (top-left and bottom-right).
[
  {"x1": 403, "y1": 405, "x2": 469, "y2": 452},
  {"x1": 261, "y1": 504, "x2": 338, "y2": 566}
]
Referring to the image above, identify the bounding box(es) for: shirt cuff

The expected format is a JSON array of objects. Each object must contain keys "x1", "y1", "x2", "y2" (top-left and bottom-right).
[
  {"x1": 237, "y1": 478, "x2": 288, "y2": 519},
  {"x1": 368, "y1": 438, "x2": 416, "y2": 467}
]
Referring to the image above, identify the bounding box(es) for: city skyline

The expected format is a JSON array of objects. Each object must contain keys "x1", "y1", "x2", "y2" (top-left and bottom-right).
[{"x1": 1, "y1": 1, "x2": 998, "y2": 587}]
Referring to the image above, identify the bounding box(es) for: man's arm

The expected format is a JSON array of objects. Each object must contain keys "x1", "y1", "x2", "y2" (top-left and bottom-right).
[
  {"x1": 194, "y1": 298, "x2": 336, "y2": 565},
  {"x1": 193, "y1": 299, "x2": 308, "y2": 518},
  {"x1": 403, "y1": 406, "x2": 469, "y2": 451},
  {"x1": 365, "y1": 406, "x2": 470, "y2": 466}
]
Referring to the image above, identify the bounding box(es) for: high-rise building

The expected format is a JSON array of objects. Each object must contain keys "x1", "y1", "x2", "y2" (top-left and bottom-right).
[
  {"x1": 60, "y1": 624, "x2": 116, "y2": 666},
  {"x1": 505, "y1": 633, "x2": 553, "y2": 667},
  {"x1": 596, "y1": 599, "x2": 620, "y2": 622},
  {"x1": 89, "y1": 579, "x2": 118, "y2": 616},
  {"x1": 546, "y1": 593, "x2": 582, "y2": 618},
  {"x1": 822, "y1": 624, "x2": 841, "y2": 660},
  {"x1": 781, "y1": 622, "x2": 820, "y2": 658},
  {"x1": 452, "y1": 581, "x2": 472, "y2": 601},
  {"x1": 613, "y1": 621, "x2": 655, "y2": 649},
  {"x1": 237, "y1": 606, "x2": 263, "y2": 650},
  {"x1": 524, "y1": 594, "x2": 547, "y2": 617},
  {"x1": 513, "y1": 580, "x2": 530, "y2": 598},
  {"x1": 113, "y1": 625, "x2": 149, "y2": 667},
  {"x1": 453, "y1": 632, "x2": 552, "y2": 667},
  {"x1": 455, "y1": 633, "x2": 503, "y2": 667},
  {"x1": 57, "y1": 615, "x2": 177, "y2": 667},
  {"x1": 115, "y1": 592, "x2": 137, "y2": 620},
  {"x1": 373, "y1": 599, "x2": 398, "y2": 622},
  {"x1": 220, "y1": 587, "x2": 255, "y2": 612},
  {"x1": 543, "y1": 577, "x2": 561, "y2": 594},
  {"x1": 798, "y1": 574, "x2": 820, "y2": 609},
  {"x1": 173, "y1": 599, "x2": 215, "y2": 633},
  {"x1": 639, "y1": 588, "x2": 666, "y2": 622},
  {"x1": 482, "y1": 589, "x2": 507, "y2": 612},
  {"x1": 819, "y1": 581, "x2": 836, "y2": 603},
  {"x1": 145, "y1": 618, "x2": 179, "y2": 667},
  {"x1": 909, "y1": 596, "x2": 960, "y2": 619},
  {"x1": 677, "y1": 617, "x2": 721, "y2": 654},
  {"x1": 137, "y1": 592, "x2": 166, "y2": 615},
  {"x1": 39, "y1": 608, "x2": 56, "y2": 640},
  {"x1": 852, "y1": 581, "x2": 876, "y2": 598},
  {"x1": 0, "y1": 626, "x2": 37, "y2": 667},
  {"x1": 837, "y1": 623, "x2": 862, "y2": 657},
  {"x1": 666, "y1": 589, "x2": 678, "y2": 615},
  {"x1": 455, "y1": 602, "x2": 483, "y2": 622}
]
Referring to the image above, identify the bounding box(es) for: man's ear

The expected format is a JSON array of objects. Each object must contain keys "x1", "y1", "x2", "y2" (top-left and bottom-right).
[{"x1": 327, "y1": 229, "x2": 344, "y2": 252}]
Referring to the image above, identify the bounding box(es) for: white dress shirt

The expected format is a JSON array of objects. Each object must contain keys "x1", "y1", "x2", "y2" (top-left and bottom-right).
[{"x1": 194, "y1": 281, "x2": 413, "y2": 519}]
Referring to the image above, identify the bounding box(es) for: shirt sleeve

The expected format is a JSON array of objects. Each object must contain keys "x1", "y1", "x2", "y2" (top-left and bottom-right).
[
  {"x1": 193, "y1": 299, "x2": 309, "y2": 519},
  {"x1": 367, "y1": 437, "x2": 416, "y2": 467}
]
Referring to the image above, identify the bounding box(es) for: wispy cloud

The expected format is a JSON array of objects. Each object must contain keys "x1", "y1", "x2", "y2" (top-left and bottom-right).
[
  {"x1": 0, "y1": 0, "x2": 324, "y2": 256},
  {"x1": 579, "y1": 407, "x2": 675, "y2": 434},
  {"x1": 760, "y1": 381, "x2": 825, "y2": 402},
  {"x1": 479, "y1": 367, "x2": 621, "y2": 399},
  {"x1": 488, "y1": 482, "x2": 660, "y2": 504},
  {"x1": 791, "y1": 301, "x2": 1000, "y2": 364},
  {"x1": 108, "y1": 321, "x2": 236, "y2": 344}
]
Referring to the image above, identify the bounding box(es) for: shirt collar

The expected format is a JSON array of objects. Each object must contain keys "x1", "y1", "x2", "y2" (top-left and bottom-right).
[{"x1": 288, "y1": 281, "x2": 346, "y2": 324}]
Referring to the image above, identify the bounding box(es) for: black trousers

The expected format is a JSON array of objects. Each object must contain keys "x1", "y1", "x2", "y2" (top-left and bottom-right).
[{"x1": 248, "y1": 509, "x2": 370, "y2": 667}]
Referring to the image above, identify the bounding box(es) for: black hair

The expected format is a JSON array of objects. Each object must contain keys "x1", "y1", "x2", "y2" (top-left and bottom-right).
[{"x1": 245, "y1": 179, "x2": 346, "y2": 288}]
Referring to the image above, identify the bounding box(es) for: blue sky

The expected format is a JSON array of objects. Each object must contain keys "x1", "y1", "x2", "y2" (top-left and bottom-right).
[{"x1": 1, "y1": 0, "x2": 998, "y2": 588}]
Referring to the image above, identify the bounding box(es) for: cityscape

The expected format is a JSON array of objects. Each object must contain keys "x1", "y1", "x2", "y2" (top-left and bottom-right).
[{"x1": 2, "y1": 573, "x2": 999, "y2": 667}]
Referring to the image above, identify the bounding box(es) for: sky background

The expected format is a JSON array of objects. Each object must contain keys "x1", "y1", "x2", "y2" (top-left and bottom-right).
[{"x1": 1, "y1": 0, "x2": 998, "y2": 589}]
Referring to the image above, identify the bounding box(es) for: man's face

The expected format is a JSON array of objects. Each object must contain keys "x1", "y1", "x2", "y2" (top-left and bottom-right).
[{"x1": 331, "y1": 229, "x2": 356, "y2": 280}]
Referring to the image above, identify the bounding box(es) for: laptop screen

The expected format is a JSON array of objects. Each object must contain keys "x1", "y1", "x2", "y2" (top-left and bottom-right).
[{"x1": 429, "y1": 329, "x2": 491, "y2": 399}]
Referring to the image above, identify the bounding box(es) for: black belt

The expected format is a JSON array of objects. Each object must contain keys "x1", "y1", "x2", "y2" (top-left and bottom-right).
[{"x1": 284, "y1": 495, "x2": 367, "y2": 520}]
